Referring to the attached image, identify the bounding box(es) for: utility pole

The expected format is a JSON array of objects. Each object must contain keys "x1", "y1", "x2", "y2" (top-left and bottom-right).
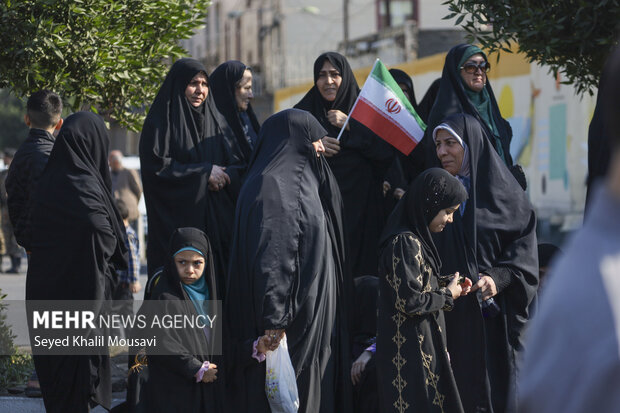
[{"x1": 343, "y1": 0, "x2": 350, "y2": 48}]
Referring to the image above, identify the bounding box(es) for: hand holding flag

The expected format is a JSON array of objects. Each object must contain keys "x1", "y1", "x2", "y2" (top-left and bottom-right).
[{"x1": 337, "y1": 59, "x2": 426, "y2": 155}]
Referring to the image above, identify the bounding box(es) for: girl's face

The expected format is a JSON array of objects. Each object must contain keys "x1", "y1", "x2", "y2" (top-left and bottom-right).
[
  {"x1": 429, "y1": 205, "x2": 460, "y2": 233},
  {"x1": 185, "y1": 72, "x2": 209, "y2": 107},
  {"x1": 175, "y1": 250, "x2": 205, "y2": 285},
  {"x1": 435, "y1": 129, "x2": 465, "y2": 176},
  {"x1": 235, "y1": 69, "x2": 254, "y2": 111},
  {"x1": 316, "y1": 60, "x2": 342, "y2": 102}
]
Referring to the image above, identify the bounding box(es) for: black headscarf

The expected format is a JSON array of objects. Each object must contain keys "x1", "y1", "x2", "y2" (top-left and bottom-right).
[
  {"x1": 154, "y1": 227, "x2": 218, "y2": 302},
  {"x1": 416, "y1": 78, "x2": 441, "y2": 123},
  {"x1": 381, "y1": 168, "x2": 467, "y2": 275},
  {"x1": 295, "y1": 51, "x2": 360, "y2": 137},
  {"x1": 140, "y1": 58, "x2": 242, "y2": 282},
  {"x1": 210, "y1": 60, "x2": 260, "y2": 160},
  {"x1": 424, "y1": 44, "x2": 513, "y2": 167},
  {"x1": 388, "y1": 68, "x2": 418, "y2": 111}
]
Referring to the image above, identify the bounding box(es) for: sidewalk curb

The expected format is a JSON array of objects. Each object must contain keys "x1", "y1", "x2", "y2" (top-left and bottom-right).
[{"x1": 0, "y1": 396, "x2": 125, "y2": 412}]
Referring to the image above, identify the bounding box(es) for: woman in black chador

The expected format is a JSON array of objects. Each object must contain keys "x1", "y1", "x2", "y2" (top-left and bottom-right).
[
  {"x1": 26, "y1": 112, "x2": 128, "y2": 413},
  {"x1": 432, "y1": 113, "x2": 539, "y2": 412},
  {"x1": 226, "y1": 108, "x2": 352, "y2": 413},
  {"x1": 377, "y1": 168, "x2": 470, "y2": 413},
  {"x1": 143, "y1": 227, "x2": 223, "y2": 412},
  {"x1": 295, "y1": 52, "x2": 394, "y2": 278},
  {"x1": 209, "y1": 60, "x2": 260, "y2": 162},
  {"x1": 139, "y1": 58, "x2": 244, "y2": 290}
]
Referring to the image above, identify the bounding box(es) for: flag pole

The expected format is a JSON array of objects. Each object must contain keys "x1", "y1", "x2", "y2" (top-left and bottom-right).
[{"x1": 336, "y1": 58, "x2": 380, "y2": 141}]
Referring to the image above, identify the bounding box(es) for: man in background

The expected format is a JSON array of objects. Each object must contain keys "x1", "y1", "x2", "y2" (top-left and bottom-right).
[{"x1": 108, "y1": 149, "x2": 142, "y2": 230}]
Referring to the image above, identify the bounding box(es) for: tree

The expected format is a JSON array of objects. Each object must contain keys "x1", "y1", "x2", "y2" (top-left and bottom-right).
[
  {"x1": 443, "y1": 0, "x2": 620, "y2": 94},
  {"x1": 0, "y1": 0, "x2": 210, "y2": 131},
  {"x1": 0, "y1": 90, "x2": 29, "y2": 150}
]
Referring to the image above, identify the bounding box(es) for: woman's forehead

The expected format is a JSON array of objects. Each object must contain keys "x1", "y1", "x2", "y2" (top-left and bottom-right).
[
  {"x1": 465, "y1": 53, "x2": 486, "y2": 62},
  {"x1": 319, "y1": 60, "x2": 338, "y2": 72}
]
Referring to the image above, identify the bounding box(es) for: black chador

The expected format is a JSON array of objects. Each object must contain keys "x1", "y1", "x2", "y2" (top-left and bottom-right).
[
  {"x1": 295, "y1": 52, "x2": 394, "y2": 278},
  {"x1": 141, "y1": 227, "x2": 223, "y2": 413},
  {"x1": 139, "y1": 58, "x2": 244, "y2": 291},
  {"x1": 226, "y1": 109, "x2": 352, "y2": 413},
  {"x1": 26, "y1": 112, "x2": 128, "y2": 413},
  {"x1": 432, "y1": 113, "x2": 538, "y2": 413}
]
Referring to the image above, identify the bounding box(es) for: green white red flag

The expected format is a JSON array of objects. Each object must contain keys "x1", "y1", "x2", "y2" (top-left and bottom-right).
[{"x1": 339, "y1": 59, "x2": 426, "y2": 155}]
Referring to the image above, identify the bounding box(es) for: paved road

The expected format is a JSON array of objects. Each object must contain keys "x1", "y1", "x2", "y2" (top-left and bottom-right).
[{"x1": 0, "y1": 257, "x2": 148, "y2": 347}]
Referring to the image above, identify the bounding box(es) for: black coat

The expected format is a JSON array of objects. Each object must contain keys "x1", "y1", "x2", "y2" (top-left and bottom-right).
[
  {"x1": 226, "y1": 109, "x2": 352, "y2": 413},
  {"x1": 5, "y1": 128, "x2": 55, "y2": 251},
  {"x1": 139, "y1": 58, "x2": 244, "y2": 292}
]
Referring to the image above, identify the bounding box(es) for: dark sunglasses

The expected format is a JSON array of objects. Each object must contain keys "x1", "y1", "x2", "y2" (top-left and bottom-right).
[{"x1": 460, "y1": 61, "x2": 490, "y2": 74}]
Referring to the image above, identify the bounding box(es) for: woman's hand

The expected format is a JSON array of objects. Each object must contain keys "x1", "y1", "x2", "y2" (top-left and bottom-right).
[
  {"x1": 264, "y1": 329, "x2": 285, "y2": 351},
  {"x1": 471, "y1": 274, "x2": 497, "y2": 300},
  {"x1": 327, "y1": 109, "x2": 349, "y2": 130},
  {"x1": 351, "y1": 350, "x2": 372, "y2": 385},
  {"x1": 382, "y1": 181, "x2": 391, "y2": 197},
  {"x1": 208, "y1": 165, "x2": 230, "y2": 191},
  {"x1": 321, "y1": 137, "x2": 341, "y2": 157},
  {"x1": 447, "y1": 272, "x2": 472, "y2": 299},
  {"x1": 393, "y1": 188, "x2": 405, "y2": 200},
  {"x1": 201, "y1": 363, "x2": 218, "y2": 383}
]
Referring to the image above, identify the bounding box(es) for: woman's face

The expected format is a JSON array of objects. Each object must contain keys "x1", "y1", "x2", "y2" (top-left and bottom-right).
[
  {"x1": 175, "y1": 250, "x2": 205, "y2": 285},
  {"x1": 316, "y1": 60, "x2": 342, "y2": 102},
  {"x1": 435, "y1": 129, "x2": 465, "y2": 176},
  {"x1": 312, "y1": 138, "x2": 326, "y2": 157},
  {"x1": 398, "y1": 83, "x2": 410, "y2": 100},
  {"x1": 429, "y1": 205, "x2": 460, "y2": 233},
  {"x1": 185, "y1": 72, "x2": 209, "y2": 107},
  {"x1": 460, "y1": 53, "x2": 487, "y2": 93},
  {"x1": 235, "y1": 69, "x2": 254, "y2": 111}
]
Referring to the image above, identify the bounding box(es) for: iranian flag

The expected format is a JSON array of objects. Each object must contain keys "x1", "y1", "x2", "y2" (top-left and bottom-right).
[{"x1": 340, "y1": 59, "x2": 426, "y2": 155}]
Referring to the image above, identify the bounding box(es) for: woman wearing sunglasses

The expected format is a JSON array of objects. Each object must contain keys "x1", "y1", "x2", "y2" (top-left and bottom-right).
[{"x1": 420, "y1": 44, "x2": 514, "y2": 170}]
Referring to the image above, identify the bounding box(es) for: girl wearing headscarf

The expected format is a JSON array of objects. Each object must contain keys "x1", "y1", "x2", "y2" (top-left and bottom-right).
[
  {"x1": 139, "y1": 58, "x2": 244, "y2": 292},
  {"x1": 432, "y1": 113, "x2": 539, "y2": 412},
  {"x1": 26, "y1": 111, "x2": 128, "y2": 412},
  {"x1": 295, "y1": 51, "x2": 394, "y2": 278},
  {"x1": 376, "y1": 168, "x2": 470, "y2": 413},
  {"x1": 226, "y1": 109, "x2": 352, "y2": 413},
  {"x1": 424, "y1": 44, "x2": 514, "y2": 169},
  {"x1": 141, "y1": 227, "x2": 222, "y2": 412},
  {"x1": 210, "y1": 60, "x2": 260, "y2": 162}
]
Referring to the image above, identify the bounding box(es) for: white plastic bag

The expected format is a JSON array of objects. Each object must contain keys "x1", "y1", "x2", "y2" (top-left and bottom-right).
[{"x1": 265, "y1": 334, "x2": 300, "y2": 413}]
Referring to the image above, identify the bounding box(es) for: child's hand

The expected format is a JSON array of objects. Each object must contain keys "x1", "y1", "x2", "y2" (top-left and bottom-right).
[
  {"x1": 130, "y1": 281, "x2": 142, "y2": 293},
  {"x1": 263, "y1": 329, "x2": 285, "y2": 351},
  {"x1": 201, "y1": 363, "x2": 218, "y2": 383}
]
